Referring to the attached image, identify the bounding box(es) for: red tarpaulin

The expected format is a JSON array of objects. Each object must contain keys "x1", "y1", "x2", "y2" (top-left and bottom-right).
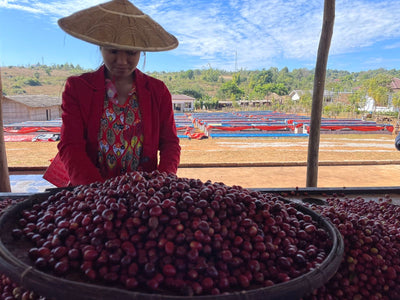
[
  {"x1": 4, "y1": 127, "x2": 61, "y2": 134},
  {"x1": 3, "y1": 135, "x2": 36, "y2": 142},
  {"x1": 305, "y1": 125, "x2": 393, "y2": 132},
  {"x1": 205, "y1": 125, "x2": 288, "y2": 131},
  {"x1": 184, "y1": 127, "x2": 206, "y2": 139}
]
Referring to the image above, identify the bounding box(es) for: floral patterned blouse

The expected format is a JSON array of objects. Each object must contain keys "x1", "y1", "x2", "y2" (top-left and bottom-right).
[{"x1": 97, "y1": 78, "x2": 144, "y2": 179}]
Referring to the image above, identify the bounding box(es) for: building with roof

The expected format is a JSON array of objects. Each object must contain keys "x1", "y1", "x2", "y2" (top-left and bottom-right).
[
  {"x1": 390, "y1": 77, "x2": 400, "y2": 93},
  {"x1": 1, "y1": 95, "x2": 61, "y2": 124},
  {"x1": 289, "y1": 90, "x2": 336, "y2": 102},
  {"x1": 2, "y1": 94, "x2": 196, "y2": 125},
  {"x1": 172, "y1": 94, "x2": 195, "y2": 112}
]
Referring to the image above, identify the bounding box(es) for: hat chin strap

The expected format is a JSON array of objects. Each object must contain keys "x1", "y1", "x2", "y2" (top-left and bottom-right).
[{"x1": 141, "y1": 52, "x2": 146, "y2": 71}]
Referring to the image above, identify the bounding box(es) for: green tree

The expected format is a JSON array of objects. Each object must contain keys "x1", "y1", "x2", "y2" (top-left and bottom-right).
[
  {"x1": 202, "y1": 67, "x2": 220, "y2": 82},
  {"x1": 392, "y1": 91, "x2": 400, "y2": 119},
  {"x1": 11, "y1": 85, "x2": 25, "y2": 94},
  {"x1": 323, "y1": 102, "x2": 346, "y2": 118},
  {"x1": 198, "y1": 96, "x2": 219, "y2": 110},
  {"x1": 268, "y1": 67, "x2": 279, "y2": 82},
  {"x1": 218, "y1": 81, "x2": 244, "y2": 100},
  {"x1": 24, "y1": 78, "x2": 41, "y2": 86},
  {"x1": 250, "y1": 82, "x2": 288, "y2": 99},
  {"x1": 44, "y1": 68, "x2": 52, "y2": 76},
  {"x1": 349, "y1": 89, "x2": 366, "y2": 116},
  {"x1": 232, "y1": 73, "x2": 241, "y2": 85},
  {"x1": 291, "y1": 68, "x2": 314, "y2": 90},
  {"x1": 362, "y1": 74, "x2": 392, "y2": 106},
  {"x1": 180, "y1": 89, "x2": 204, "y2": 99},
  {"x1": 248, "y1": 70, "x2": 273, "y2": 89},
  {"x1": 298, "y1": 92, "x2": 312, "y2": 113},
  {"x1": 185, "y1": 70, "x2": 194, "y2": 80}
]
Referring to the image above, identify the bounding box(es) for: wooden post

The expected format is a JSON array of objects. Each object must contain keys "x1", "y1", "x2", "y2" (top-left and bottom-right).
[
  {"x1": 306, "y1": 0, "x2": 335, "y2": 187},
  {"x1": 0, "y1": 69, "x2": 11, "y2": 192}
]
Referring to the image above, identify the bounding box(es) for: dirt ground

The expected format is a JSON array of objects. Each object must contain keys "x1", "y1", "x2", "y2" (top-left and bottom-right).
[{"x1": 5, "y1": 134, "x2": 400, "y2": 189}]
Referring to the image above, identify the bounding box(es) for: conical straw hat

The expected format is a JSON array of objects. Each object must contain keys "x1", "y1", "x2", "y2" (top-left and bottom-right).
[{"x1": 58, "y1": 0, "x2": 178, "y2": 52}]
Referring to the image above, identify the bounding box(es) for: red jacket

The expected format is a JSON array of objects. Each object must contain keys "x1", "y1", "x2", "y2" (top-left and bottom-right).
[{"x1": 44, "y1": 66, "x2": 180, "y2": 186}]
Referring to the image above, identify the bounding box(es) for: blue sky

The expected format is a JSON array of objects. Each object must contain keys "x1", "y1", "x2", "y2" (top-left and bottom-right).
[{"x1": 1, "y1": 0, "x2": 400, "y2": 73}]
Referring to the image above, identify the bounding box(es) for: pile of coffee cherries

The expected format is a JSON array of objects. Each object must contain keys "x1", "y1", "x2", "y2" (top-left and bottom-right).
[
  {"x1": 302, "y1": 194, "x2": 400, "y2": 300},
  {"x1": 12, "y1": 171, "x2": 332, "y2": 296},
  {"x1": 2, "y1": 173, "x2": 400, "y2": 299},
  {"x1": 0, "y1": 198, "x2": 21, "y2": 216},
  {"x1": 0, "y1": 274, "x2": 45, "y2": 300},
  {"x1": 0, "y1": 197, "x2": 45, "y2": 299}
]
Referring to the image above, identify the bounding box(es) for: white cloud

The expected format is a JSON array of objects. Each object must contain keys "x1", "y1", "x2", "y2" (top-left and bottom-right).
[
  {"x1": 384, "y1": 42, "x2": 400, "y2": 50},
  {"x1": 0, "y1": 0, "x2": 43, "y2": 14},
  {"x1": 1, "y1": 0, "x2": 400, "y2": 70},
  {"x1": 331, "y1": 1, "x2": 400, "y2": 53}
]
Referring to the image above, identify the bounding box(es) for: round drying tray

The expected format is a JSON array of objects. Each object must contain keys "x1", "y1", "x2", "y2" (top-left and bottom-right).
[{"x1": 0, "y1": 192, "x2": 344, "y2": 300}]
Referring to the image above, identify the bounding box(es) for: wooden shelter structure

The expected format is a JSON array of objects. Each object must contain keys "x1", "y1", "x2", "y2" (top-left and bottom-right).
[{"x1": 1, "y1": 95, "x2": 61, "y2": 124}]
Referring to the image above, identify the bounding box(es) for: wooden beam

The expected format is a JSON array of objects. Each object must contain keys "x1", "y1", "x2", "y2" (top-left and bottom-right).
[
  {"x1": 0, "y1": 69, "x2": 11, "y2": 192},
  {"x1": 306, "y1": 0, "x2": 335, "y2": 187}
]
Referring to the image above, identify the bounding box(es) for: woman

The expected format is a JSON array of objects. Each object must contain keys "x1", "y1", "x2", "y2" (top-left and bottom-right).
[{"x1": 44, "y1": 0, "x2": 181, "y2": 187}]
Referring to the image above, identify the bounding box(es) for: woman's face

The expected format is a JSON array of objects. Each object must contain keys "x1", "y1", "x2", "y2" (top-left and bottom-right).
[{"x1": 101, "y1": 47, "x2": 141, "y2": 79}]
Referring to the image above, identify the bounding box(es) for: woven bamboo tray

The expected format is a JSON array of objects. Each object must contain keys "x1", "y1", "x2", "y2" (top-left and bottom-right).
[{"x1": 0, "y1": 191, "x2": 344, "y2": 300}]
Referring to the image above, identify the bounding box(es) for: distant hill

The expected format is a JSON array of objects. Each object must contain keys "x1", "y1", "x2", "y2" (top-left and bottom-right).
[
  {"x1": 2, "y1": 64, "x2": 400, "y2": 104},
  {"x1": 1, "y1": 64, "x2": 86, "y2": 97}
]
